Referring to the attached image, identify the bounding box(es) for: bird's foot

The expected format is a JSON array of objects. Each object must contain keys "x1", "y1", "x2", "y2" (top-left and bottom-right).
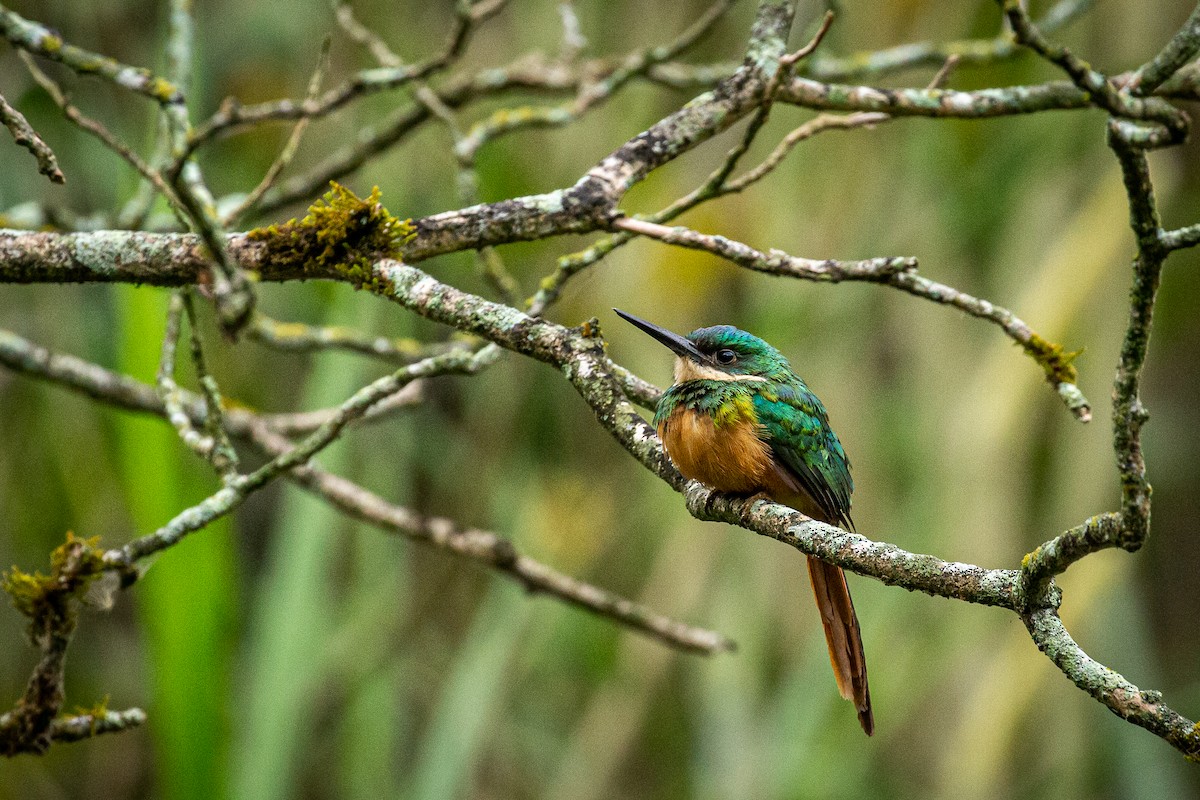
[{"x1": 745, "y1": 491, "x2": 775, "y2": 509}]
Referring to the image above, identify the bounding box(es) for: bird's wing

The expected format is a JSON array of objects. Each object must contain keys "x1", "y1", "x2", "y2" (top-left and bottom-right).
[
  {"x1": 752, "y1": 385, "x2": 854, "y2": 531},
  {"x1": 753, "y1": 386, "x2": 872, "y2": 735}
]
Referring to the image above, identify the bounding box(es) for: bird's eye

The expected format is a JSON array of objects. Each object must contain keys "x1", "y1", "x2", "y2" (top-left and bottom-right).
[{"x1": 715, "y1": 349, "x2": 737, "y2": 365}]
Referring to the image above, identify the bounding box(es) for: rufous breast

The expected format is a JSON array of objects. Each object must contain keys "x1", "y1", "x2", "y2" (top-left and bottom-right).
[{"x1": 657, "y1": 406, "x2": 774, "y2": 493}]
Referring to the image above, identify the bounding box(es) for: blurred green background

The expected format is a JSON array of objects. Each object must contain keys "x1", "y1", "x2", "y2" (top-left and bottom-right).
[{"x1": 2, "y1": 1, "x2": 1199, "y2": 797}]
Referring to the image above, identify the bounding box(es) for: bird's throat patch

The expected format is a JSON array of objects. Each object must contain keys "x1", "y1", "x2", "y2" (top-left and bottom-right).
[{"x1": 673, "y1": 357, "x2": 768, "y2": 385}]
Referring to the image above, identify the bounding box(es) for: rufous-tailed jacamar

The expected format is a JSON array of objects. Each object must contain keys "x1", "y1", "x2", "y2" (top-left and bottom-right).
[{"x1": 615, "y1": 309, "x2": 872, "y2": 735}]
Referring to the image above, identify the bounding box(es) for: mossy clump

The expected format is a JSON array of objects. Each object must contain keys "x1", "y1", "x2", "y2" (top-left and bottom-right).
[
  {"x1": 1186, "y1": 723, "x2": 1200, "y2": 762},
  {"x1": 2, "y1": 533, "x2": 104, "y2": 639},
  {"x1": 247, "y1": 182, "x2": 415, "y2": 288},
  {"x1": 1024, "y1": 333, "x2": 1082, "y2": 385}
]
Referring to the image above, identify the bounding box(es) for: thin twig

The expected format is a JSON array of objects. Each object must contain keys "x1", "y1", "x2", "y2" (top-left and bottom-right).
[
  {"x1": 246, "y1": 312, "x2": 463, "y2": 364},
  {"x1": 0, "y1": 5, "x2": 182, "y2": 103},
  {"x1": 456, "y1": 0, "x2": 738, "y2": 162},
  {"x1": 243, "y1": 421, "x2": 734, "y2": 654},
  {"x1": 19, "y1": 53, "x2": 185, "y2": 220},
  {"x1": 1126, "y1": 2, "x2": 1200, "y2": 95},
  {"x1": 183, "y1": 0, "x2": 510, "y2": 161},
  {"x1": 530, "y1": 57, "x2": 958, "y2": 320},
  {"x1": 182, "y1": 292, "x2": 240, "y2": 476},
  {"x1": 0, "y1": 89, "x2": 64, "y2": 183},
  {"x1": 157, "y1": 290, "x2": 221, "y2": 463},
  {"x1": 612, "y1": 216, "x2": 916, "y2": 280},
  {"x1": 223, "y1": 39, "x2": 332, "y2": 226}
]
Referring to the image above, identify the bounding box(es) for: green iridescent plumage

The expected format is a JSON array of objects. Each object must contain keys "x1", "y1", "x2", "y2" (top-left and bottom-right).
[
  {"x1": 653, "y1": 324, "x2": 854, "y2": 529},
  {"x1": 653, "y1": 379, "x2": 755, "y2": 428}
]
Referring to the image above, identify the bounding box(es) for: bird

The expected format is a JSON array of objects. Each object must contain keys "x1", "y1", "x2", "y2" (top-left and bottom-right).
[{"x1": 614, "y1": 309, "x2": 872, "y2": 735}]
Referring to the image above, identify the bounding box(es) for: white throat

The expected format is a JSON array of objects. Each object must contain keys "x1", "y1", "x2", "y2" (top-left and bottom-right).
[{"x1": 674, "y1": 357, "x2": 767, "y2": 384}]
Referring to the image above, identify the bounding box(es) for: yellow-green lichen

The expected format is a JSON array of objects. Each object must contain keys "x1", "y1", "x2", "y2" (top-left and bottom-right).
[
  {"x1": 69, "y1": 695, "x2": 111, "y2": 735},
  {"x1": 150, "y1": 77, "x2": 181, "y2": 104},
  {"x1": 1024, "y1": 333, "x2": 1082, "y2": 385},
  {"x1": 3, "y1": 533, "x2": 104, "y2": 636},
  {"x1": 247, "y1": 182, "x2": 415, "y2": 288}
]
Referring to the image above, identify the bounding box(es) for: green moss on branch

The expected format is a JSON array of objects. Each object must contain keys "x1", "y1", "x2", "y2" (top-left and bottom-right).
[{"x1": 247, "y1": 182, "x2": 414, "y2": 284}]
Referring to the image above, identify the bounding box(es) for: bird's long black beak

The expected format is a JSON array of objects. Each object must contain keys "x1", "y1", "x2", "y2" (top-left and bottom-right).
[{"x1": 613, "y1": 309, "x2": 707, "y2": 362}]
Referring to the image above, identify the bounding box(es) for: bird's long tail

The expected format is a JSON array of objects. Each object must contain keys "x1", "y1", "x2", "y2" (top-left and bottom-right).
[{"x1": 806, "y1": 556, "x2": 873, "y2": 736}]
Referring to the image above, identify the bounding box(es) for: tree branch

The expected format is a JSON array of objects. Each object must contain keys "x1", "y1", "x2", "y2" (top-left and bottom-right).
[{"x1": 1023, "y1": 608, "x2": 1200, "y2": 759}]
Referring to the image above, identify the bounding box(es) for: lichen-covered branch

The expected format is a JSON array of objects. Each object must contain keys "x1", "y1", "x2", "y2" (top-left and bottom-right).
[
  {"x1": 777, "y1": 75, "x2": 1093, "y2": 117},
  {"x1": 1023, "y1": 608, "x2": 1200, "y2": 759},
  {"x1": 1128, "y1": 3, "x2": 1200, "y2": 95},
  {"x1": 1, "y1": 535, "x2": 107, "y2": 756},
  {"x1": 40, "y1": 708, "x2": 148, "y2": 744},
  {"x1": 1001, "y1": 0, "x2": 1188, "y2": 145},
  {"x1": 0, "y1": 4, "x2": 182, "y2": 104},
  {"x1": 689, "y1": 489, "x2": 1023, "y2": 608},
  {"x1": 1161, "y1": 222, "x2": 1200, "y2": 251},
  {"x1": 1106, "y1": 125, "x2": 1166, "y2": 550},
  {"x1": 1020, "y1": 513, "x2": 1121, "y2": 604}
]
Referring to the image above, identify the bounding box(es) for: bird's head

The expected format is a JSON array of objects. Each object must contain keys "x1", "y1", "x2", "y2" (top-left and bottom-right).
[{"x1": 614, "y1": 309, "x2": 793, "y2": 384}]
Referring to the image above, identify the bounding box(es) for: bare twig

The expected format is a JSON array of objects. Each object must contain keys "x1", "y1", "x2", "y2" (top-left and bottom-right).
[
  {"x1": 19, "y1": 53, "x2": 180, "y2": 213},
  {"x1": 246, "y1": 312, "x2": 464, "y2": 364},
  {"x1": 222, "y1": 39, "x2": 332, "y2": 226},
  {"x1": 243, "y1": 421, "x2": 734, "y2": 654},
  {"x1": 157, "y1": 290, "x2": 224, "y2": 466},
  {"x1": 182, "y1": 292, "x2": 240, "y2": 475},
  {"x1": 0, "y1": 89, "x2": 64, "y2": 183}
]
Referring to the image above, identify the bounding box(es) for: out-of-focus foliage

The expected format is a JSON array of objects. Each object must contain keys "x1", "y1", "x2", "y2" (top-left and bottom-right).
[{"x1": 1, "y1": 1, "x2": 1199, "y2": 798}]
